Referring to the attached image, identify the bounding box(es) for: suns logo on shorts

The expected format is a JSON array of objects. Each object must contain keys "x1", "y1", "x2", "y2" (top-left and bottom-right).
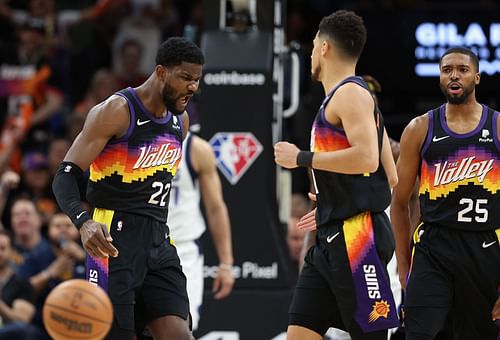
[
  {"x1": 363, "y1": 264, "x2": 381, "y2": 299},
  {"x1": 368, "y1": 300, "x2": 390, "y2": 323}
]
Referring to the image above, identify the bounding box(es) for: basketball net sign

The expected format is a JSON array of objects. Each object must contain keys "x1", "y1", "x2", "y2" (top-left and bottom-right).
[{"x1": 209, "y1": 132, "x2": 263, "y2": 185}]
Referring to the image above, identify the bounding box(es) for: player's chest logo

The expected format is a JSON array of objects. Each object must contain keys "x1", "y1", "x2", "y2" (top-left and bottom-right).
[
  {"x1": 433, "y1": 156, "x2": 494, "y2": 186},
  {"x1": 133, "y1": 143, "x2": 181, "y2": 170}
]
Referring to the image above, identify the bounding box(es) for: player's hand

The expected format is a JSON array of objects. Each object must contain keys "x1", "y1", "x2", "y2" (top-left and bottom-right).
[
  {"x1": 297, "y1": 208, "x2": 317, "y2": 231},
  {"x1": 212, "y1": 266, "x2": 234, "y2": 299},
  {"x1": 492, "y1": 294, "x2": 500, "y2": 320},
  {"x1": 80, "y1": 220, "x2": 118, "y2": 258},
  {"x1": 274, "y1": 142, "x2": 300, "y2": 169}
]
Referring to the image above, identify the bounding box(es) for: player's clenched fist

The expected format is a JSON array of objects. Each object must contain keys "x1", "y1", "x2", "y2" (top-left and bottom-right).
[{"x1": 274, "y1": 141, "x2": 300, "y2": 169}]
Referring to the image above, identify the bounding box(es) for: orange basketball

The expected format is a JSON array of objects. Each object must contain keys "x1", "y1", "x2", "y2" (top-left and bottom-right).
[{"x1": 43, "y1": 279, "x2": 113, "y2": 340}]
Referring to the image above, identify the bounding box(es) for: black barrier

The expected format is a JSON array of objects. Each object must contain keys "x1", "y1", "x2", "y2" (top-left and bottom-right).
[
  {"x1": 196, "y1": 1, "x2": 295, "y2": 337},
  {"x1": 198, "y1": 30, "x2": 293, "y2": 290}
]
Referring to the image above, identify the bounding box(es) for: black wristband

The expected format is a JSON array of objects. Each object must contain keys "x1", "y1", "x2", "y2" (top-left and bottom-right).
[
  {"x1": 52, "y1": 162, "x2": 90, "y2": 229},
  {"x1": 73, "y1": 211, "x2": 91, "y2": 229},
  {"x1": 296, "y1": 151, "x2": 314, "y2": 167}
]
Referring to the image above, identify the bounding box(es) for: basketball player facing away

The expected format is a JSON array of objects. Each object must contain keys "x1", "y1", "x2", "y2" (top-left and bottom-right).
[
  {"x1": 52, "y1": 37, "x2": 204, "y2": 340},
  {"x1": 274, "y1": 10, "x2": 399, "y2": 340},
  {"x1": 168, "y1": 131, "x2": 234, "y2": 331},
  {"x1": 391, "y1": 47, "x2": 500, "y2": 339}
]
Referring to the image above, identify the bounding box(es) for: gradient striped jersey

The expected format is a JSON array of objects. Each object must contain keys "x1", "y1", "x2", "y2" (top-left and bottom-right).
[
  {"x1": 419, "y1": 104, "x2": 499, "y2": 231},
  {"x1": 87, "y1": 87, "x2": 183, "y2": 223},
  {"x1": 311, "y1": 76, "x2": 391, "y2": 226}
]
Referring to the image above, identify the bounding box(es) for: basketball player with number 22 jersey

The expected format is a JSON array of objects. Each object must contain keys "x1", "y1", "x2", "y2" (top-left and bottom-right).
[{"x1": 53, "y1": 37, "x2": 204, "y2": 340}]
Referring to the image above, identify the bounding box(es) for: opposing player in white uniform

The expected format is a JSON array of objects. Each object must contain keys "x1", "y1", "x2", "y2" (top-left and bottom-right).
[{"x1": 168, "y1": 132, "x2": 234, "y2": 330}]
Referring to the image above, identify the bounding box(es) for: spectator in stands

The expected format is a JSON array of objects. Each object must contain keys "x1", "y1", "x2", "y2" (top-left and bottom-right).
[
  {"x1": 0, "y1": 18, "x2": 64, "y2": 154},
  {"x1": 0, "y1": 229, "x2": 39, "y2": 339},
  {"x1": 10, "y1": 196, "x2": 70, "y2": 338},
  {"x1": 115, "y1": 39, "x2": 147, "y2": 88},
  {"x1": 47, "y1": 212, "x2": 86, "y2": 281}
]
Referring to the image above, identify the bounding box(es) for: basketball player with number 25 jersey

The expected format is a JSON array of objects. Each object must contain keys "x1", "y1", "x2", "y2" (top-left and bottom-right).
[
  {"x1": 391, "y1": 47, "x2": 500, "y2": 340},
  {"x1": 53, "y1": 37, "x2": 204, "y2": 340}
]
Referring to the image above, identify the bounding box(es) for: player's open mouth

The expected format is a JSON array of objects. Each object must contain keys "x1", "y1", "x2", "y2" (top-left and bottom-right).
[
  {"x1": 180, "y1": 95, "x2": 192, "y2": 105},
  {"x1": 448, "y1": 83, "x2": 462, "y2": 95}
]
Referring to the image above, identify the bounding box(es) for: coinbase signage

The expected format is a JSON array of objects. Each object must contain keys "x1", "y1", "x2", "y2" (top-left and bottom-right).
[{"x1": 415, "y1": 22, "x2": 500, "y2": 76}]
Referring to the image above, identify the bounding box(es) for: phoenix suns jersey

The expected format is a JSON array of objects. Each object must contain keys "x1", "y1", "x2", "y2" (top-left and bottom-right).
[
  {"x1": 168, "y1": 132, "x2": 206, "y2": 242},
  {"x1": 419, "y1": 104, "x2": 500, "y2": 231},
  {"x1": 87, "y1": 87, "x2": 183, "y2": 223},
  {"x1": 311, "y1": 76, "x2": 391, "y2": 226}
]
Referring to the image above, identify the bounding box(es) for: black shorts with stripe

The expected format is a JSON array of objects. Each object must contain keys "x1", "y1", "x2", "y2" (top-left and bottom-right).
[
  {"x1": 87, "y1": 209, "x2": 189, "y2": 338},
  {"x1": 288, "y1": 211, "x2": 396, "y2": 337},
  {"x1": 405, "y1": 224, "x2": 500, "y2": 339}
]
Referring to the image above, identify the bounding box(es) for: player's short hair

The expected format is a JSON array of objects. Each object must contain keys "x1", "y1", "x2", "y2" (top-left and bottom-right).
[
  {"x1": 439, "y1": 47, "x2": 479, "y2": 72},
  {"x1": 318, "y1": 10, "x2": 367, "y2": 61},
  {"x1": 156, "y1": 37, "x2": 204, "y2": 67}
]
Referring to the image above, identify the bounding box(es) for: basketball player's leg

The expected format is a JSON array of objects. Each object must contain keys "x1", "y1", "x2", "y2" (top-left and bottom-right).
[
  {"x1": 404, "y1": 306, "x2": 450, "y2": 340},
  {"x1": 288, "y1": 258, "x2": 346, "y2": 340},
  {"x1": 404, "y1": 226, "x2": 453, "y2": 340},
  {"x1": 106, "y1": 308, "x2": 135, "y2": 340},
  {"x1": 287, "y1": 325, "x2": 323, "y2": 340},
  {"x1": 141, "y1": 225, "x2": 191, "y2": 340},
  {"x1": 148, "y1": 315, "x2": 192, "y2": 340},
  {"x1": 451, "y1": 229, "x2": 500, "y2": 339},
  {"x1": 99, "y1": 212, "x2": 150, "y2": 340}
]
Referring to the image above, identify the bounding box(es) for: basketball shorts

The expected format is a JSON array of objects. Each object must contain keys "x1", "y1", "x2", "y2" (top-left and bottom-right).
[
  {"x1": 86, "y1": 208, "x2": 189, "y2": 337},
  {"x1": 289, "y1": 211, "x2": 399, "y2": 337},
  {"x1": 175, "y1": 238, "x2": 204, "y2": 331},
  {"x1": 405, "y1": 224, "x2": 500, "y2": 340}
]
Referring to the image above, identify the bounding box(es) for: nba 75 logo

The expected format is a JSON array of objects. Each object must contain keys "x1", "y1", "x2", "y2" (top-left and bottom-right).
[{"x1": 209, "y1": 132, "x2": 263, "y2": 185}]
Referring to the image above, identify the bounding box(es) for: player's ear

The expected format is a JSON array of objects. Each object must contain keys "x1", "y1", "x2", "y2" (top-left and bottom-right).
[
  {"x1": 475, "y1": 72, "x2": 480, "y2": 85},
  {"x1": 155, "y1": 65, "x2": 167, "y2": 82},
  {"x1": 321, "y1": 40, "x2": 328, "y2": 56}
]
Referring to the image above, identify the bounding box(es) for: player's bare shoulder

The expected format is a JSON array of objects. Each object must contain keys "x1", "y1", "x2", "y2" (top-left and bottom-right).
[
  {"x1": 400, "y1": 112, "x2": 430, "y2": 151},
  {"x1": 328, "y1": 82, "x2": 374, "y2": 121},
  {"x1": 84, "y1": 94, "x2": 131, "y2": 139}
]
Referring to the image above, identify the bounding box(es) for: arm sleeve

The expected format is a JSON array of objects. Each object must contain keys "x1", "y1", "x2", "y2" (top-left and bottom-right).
[{"x1": 52, "y1": 162, "x2": 91, "y2": 229}]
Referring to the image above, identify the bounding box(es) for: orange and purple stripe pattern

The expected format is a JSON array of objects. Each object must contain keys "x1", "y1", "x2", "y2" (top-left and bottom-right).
[
  {"x1": 311, "y1": 122, "x2": 350, "y2": 152},
  {"x1": 420, "y1": 146, "x2": 499, "y2": 200},
  {"x1": 90, "y1": 135, "x2": 182, "y2": 183},
  {"x1": 343, "y1": 212, "x2": 374, "y2": 272}
]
